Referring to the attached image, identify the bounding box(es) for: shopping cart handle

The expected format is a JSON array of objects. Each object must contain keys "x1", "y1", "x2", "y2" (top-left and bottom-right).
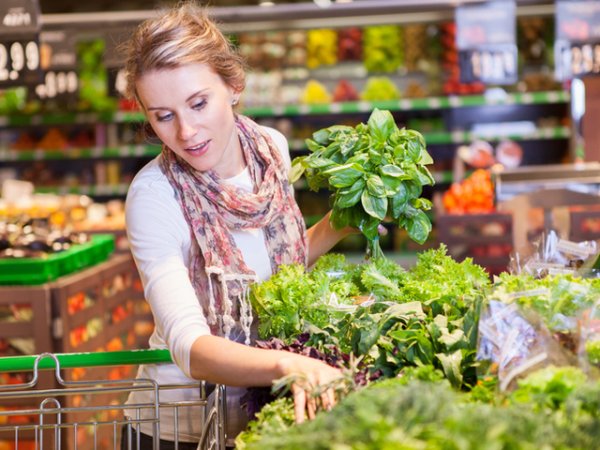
[{"x1": 0, "y1": 349, "x2": 173, "y2": 373}]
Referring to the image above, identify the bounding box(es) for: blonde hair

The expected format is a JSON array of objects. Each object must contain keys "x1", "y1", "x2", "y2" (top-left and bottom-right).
[{"x1": 121, "y1": 1, "x2": 246, "y2": 102}]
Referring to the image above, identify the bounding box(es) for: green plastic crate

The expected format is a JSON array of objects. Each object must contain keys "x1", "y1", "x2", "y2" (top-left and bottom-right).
[{"x1": 0, "y1": 234, "x2": 116, "y2": 285}]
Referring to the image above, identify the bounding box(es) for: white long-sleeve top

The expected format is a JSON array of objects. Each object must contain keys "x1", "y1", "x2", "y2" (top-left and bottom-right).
[{"x1": 124, "y1": 126, "x2": 291, "y2": 442}]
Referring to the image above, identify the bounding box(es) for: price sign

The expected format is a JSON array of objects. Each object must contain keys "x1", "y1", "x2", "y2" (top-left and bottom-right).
[
  {"x1": 556, "y1": 41, "x2": 600, "y2": 79},
  {"x1": 34, "y1": 70, "x2": 78, "y2": 100},
  {"x1": 555, "y1": 1, "x2": 600, "y2": 80},
  {"x1": 459, "y1": 44, "x2": 518, "y2": 84},
  {"x1": 0, "y1": 38, "x2": 41, "y2": 86},
  {"x1": 35, "y1": 30, "x2": 79, "y2": 102},
  {"x1": 455, "y1": 1, "x2": 517, "y2": 85},
  {"x1": 0, "y1": 0, "x2": 41, "y2": 87}
]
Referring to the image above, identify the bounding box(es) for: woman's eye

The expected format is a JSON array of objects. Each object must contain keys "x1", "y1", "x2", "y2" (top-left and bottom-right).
[
  {"x1": 192, "y1": 100, "x2": 206, "y2": 110},
  {"x1": 156, "y1": 112, "x2": 173, "y2": 122}
]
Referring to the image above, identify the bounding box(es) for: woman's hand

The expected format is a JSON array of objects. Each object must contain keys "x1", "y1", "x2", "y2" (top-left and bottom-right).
[{"x1": 276, "y1": 354, "x2": 343, "y2": 424}]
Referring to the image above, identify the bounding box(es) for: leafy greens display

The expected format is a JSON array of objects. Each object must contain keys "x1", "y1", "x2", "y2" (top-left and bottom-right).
[{"x1": 291, "y1": 109, "x2": 434, "y2": 259}]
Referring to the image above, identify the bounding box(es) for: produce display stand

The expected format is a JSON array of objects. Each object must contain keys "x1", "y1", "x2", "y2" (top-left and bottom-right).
[
  {"x1": 0, "y1": 252, "x2": 155, "y2": 422},
  {"x1": 0, "y1": 349, "x2": 226, "y2": 450}
]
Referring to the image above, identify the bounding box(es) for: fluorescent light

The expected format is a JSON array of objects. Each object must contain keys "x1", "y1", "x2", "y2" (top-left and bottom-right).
[{"x1": 259, "y1": 0, "x2": 275, "y2": 6}]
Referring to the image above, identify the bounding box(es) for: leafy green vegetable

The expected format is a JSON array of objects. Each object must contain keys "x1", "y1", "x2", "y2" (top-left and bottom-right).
[
  {"x1": 235, "y1": 397, "x2": 295, "y2": 450},
  {"x1": 291, "y1": 109, "x2": 434, "y2": 259},
  {"x1": 243, "y1": 379, "x2": 591, "y2": 450},
  {"x1": 586, "y1": 339, "x2": 600, "y2": 365},
  {"x1": 510, "y1": 365, "x2": 587, "y2": 411}
]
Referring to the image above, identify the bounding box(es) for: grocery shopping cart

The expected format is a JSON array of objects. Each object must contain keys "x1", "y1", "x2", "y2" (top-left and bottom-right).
[{"x1": 0, "y1": 349, "x2": 226, "y2": 450}]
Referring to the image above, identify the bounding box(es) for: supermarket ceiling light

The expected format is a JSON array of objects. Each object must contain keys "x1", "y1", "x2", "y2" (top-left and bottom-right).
[
  {"x1": 259, "y1": 0, "x2": 275, "y2": 6},
  {"x1": 313, "y1": 0, "x2": 332, "y2": 7}
]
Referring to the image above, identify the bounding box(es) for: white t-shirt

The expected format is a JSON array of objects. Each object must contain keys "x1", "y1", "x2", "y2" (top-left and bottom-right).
[{"x1": 124, "y1": 126, "x2": 291, "y2": 442}]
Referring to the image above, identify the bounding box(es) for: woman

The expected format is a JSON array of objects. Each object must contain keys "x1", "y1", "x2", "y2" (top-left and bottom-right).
[{"x1": 120, "y1": 2, "x2": 353, "y2": 448}]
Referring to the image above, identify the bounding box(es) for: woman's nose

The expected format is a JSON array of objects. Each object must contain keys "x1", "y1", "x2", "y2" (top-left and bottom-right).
[{"x1": 177, "y1": 117, "x2": 197, "y2": 141}]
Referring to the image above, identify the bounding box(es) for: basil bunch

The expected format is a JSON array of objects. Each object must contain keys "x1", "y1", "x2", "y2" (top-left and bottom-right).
[{"x1": 291, "y1": 109, "x2": 434, "y2": 259}]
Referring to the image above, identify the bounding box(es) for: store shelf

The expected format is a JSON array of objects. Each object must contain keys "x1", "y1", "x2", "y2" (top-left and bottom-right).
[
  {"x1": 35, "y1": 184, "x2": 130, "y2": 196},
  {"x1": 0, "y1": 91, "x2": 570, "y2": 127},
  {"x1": 0, "y1": 144, "x2": 161, "y2": 162},
  {"x1": 243, "y1": 91, "x2": 570, "y2": 118},
  {"x1": 0, "y1": 123, "x2": 570, "y2": 164}
]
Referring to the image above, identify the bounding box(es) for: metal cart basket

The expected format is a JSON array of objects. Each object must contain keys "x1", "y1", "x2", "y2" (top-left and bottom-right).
[{"x1": 0, "y1": 349, "x2": 226, "y2": 450}]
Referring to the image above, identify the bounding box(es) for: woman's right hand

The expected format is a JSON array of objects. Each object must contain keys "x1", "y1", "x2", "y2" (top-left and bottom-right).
[{"x1": 276, "y1": 354, "x2": 343, "y2": 424}]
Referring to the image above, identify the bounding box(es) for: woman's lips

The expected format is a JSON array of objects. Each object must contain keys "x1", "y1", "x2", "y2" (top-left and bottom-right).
[{"x1": 184, "y1": 140, "x2": 210, "y2": 156}]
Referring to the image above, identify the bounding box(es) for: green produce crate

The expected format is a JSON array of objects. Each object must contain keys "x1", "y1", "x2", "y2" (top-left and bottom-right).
[{"x1": 0, "y1": 234, "x2": 115, "y2": 285}]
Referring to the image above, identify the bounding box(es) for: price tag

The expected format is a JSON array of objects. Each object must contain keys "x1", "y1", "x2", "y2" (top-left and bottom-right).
[
  {"x1": 458, "y1": 45, "x2": 518, "y2": 85},
  {"x1": 34, "y1": 69, "x2": 78, "y2": 99},
  {"x1": 34, "y1": 30, "x2": 79, "y2": 103},
  {"x1": 456, "y1": 1, "x2": 517, "y2": 85},
  {"x1": 555, "y1": 0, "x2": 600, "y2": 80},
  {"x1": 0, "y1": 0, "x2": 40, "y2": 35},
  {"x1": 557, "y1": 41, "x2": 600, "y2": 79},
  {"x1": 0, "y1": 38, "x2": 41, "y2": 86},
  {"x1": 0, "y1": 0, "x2": 41, "y2": 87}
]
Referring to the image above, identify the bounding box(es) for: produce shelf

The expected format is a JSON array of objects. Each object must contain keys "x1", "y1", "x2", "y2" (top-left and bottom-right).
[
  {"x1": 0, "y1": 234, "x2": 115, "y2": 285},
  {"x1": 0, "y1": 91, "x2": 570, "y2": 126},
  {"x1": 0, "y1": 144, "x2": 161, "y2": 161},
  {"x1": 34, "y1": 184, "x2": 130, "y2": 196}
]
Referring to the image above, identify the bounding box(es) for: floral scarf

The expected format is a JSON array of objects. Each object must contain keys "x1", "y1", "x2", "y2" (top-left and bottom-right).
[{"x1": 159, "y1": 114, "x2": 307, "y2": 344}]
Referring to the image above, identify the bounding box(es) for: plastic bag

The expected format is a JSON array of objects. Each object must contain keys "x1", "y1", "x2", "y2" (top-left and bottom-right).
[
  {"x1": 509, "y1": 230, "x2": 597, "y2": 278},
  {"x1": 578, "y1": 300, "x2": 600, "y2": 374},
  {"x1": 477, "y1": 299, "x2": 576, "y2": 391}
]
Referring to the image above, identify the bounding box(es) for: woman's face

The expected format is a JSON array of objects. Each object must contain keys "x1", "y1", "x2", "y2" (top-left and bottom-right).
[{"x1": 136, "y1": 63, "x2": 242, "y2": 178}]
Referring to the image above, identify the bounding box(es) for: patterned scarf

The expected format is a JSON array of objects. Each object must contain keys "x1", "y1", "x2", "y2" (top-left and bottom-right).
[{"x1": 159, "y1": 114, "x2": 307, "y2": 344}]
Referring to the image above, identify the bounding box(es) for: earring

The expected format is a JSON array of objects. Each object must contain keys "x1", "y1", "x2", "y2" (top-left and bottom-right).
[{"x1": 231, "y1": 98, "x2": 239, "y2": 106}]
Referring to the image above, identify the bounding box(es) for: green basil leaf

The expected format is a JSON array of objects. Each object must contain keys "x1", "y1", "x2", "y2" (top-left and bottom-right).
[
  {"x1": 324, "y1": 162, "x2": 363, "y2": 176},
  {"x1": 312, "y1": 129, "x2": 331, "y2": 145},
  {"x1": 366, "y1": 174, "x2": 386, "y2": 198},
  {"x1": 380, "y1": 164, "x2": 405, "y2": 178},
  {"x1": 289, "y1": 159, "x2": 306, "y2": 183},
  {"x1": 412, "y1": 197, "x2": 433, "y2": 211},
  {"x1": 406, "y1": 139, "x2": 421, "y2": 162},
  {"x1": 305, "y1": 139, "x2": 323, "y2": 152},
  {"x1": 381, "y1": 175, "x2": 402, "y2": 196},
  {"x1": 405, "y1": 180, "x2": 423, "y2": 198},
  {"x1": 416, "y1": 166, "x2": 435, "y2": 186},
  {"x1": 419, "y1": 148, "x2": 434, "y2": 165},
  {"x1": 340, "y1": 134, "x2": 359, "y2": 156},
  {"x1": 359, "y1": 214, "x2": 380, "y2": 240},
  {"x1": 367, "y1": 109, "x2": 396, "y2": 141},
  {"x1": 361, "y1": 190, "x2": 388, "y2": 220},
  {"x1": 336, "y1": 188, "x2": 363, "y2": 209},
  {"x1": 322, "y1": 142, "x2": 341, "y2": 159},
  {"x1": 368, "y1": 148, "x2": 383, "y2": 165},
  {"x1": 393, "y1": 143, "x2": 406, "y2": 161},
  {"x1": 329, "y1": 167, "x2": 364, "y2": 188},
  {"x1": 390, "y1": 183, "x2": 409, "y2": 218},
  {"x1": 304, "y1": 156, "x2": 336, "y2": 170},
  {"x1": 329, "y1": 206, "x2": 350, "y2": 230},
  {"x1": 407, "y1": 129, "x2": 427, "y2": 149},
  {"x1": 407, "y1": 210, "x2": 432, "y2": 244}
]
